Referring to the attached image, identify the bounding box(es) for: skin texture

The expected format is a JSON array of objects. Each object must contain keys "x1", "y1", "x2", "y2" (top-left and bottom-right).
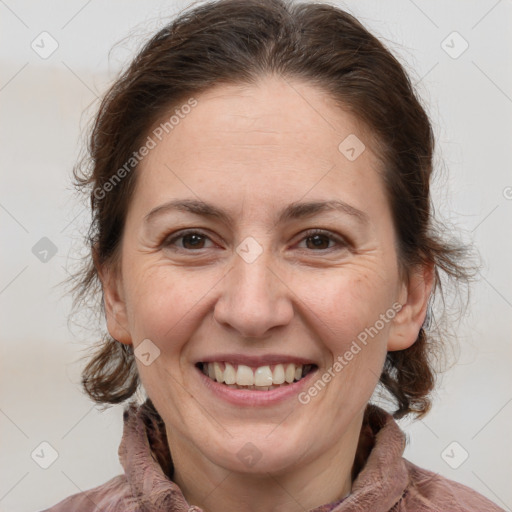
[{"x1": 100, "y1": 76, "x2": 433, "y2": 512}]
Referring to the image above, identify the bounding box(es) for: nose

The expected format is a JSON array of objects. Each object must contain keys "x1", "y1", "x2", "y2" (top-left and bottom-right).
[{"x1": 213, "y1": 242, "x2": 294, "y2": 339}]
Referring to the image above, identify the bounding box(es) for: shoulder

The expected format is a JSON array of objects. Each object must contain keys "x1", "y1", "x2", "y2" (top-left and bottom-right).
[
  {"x1": 401, "y1": 459, "x2": 505, "y2": 512},
  {"x1": 40, "y1": 474, "x2": 140, "y2": 512}
]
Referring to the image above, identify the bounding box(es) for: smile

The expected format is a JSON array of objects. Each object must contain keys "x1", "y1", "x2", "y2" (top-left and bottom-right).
[{"x1": 197, "y1": 362, "x2": 317, "y2": 390}]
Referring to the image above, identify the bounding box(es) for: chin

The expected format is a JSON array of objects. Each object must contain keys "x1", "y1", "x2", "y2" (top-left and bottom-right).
[{"x1": 195, "y1": 423, "x2": 315, "y2": 475}]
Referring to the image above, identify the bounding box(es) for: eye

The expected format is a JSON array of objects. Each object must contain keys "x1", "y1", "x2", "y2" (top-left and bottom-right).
[
  {"x1": 162, "y1": 230, "x2": 216, "y2": 251},
  {"x1": 161, "y1": 228, "x2": 349, "y2": 254},
  {"x1": 296, "y1": 229, "x2": 348, "y2": 251}
]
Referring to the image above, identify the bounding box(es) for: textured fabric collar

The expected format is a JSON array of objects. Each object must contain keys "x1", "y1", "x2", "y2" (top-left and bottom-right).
[{"x1": 118, "y1": 400, "x2": 409, "y2": 512}]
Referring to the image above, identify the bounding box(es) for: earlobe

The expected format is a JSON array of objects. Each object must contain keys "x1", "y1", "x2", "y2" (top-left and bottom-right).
[
  {"x1": 98, "y1": 261, "x2": 133, "y2": 346},
  {"x1": 387, "y1": 263, "x2": 434, "y2": 351}
]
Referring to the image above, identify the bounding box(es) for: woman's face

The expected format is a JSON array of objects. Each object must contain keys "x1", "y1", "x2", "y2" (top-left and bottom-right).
[{"x1": 104, "y1": 77, "x2": 428, "y2": 475}]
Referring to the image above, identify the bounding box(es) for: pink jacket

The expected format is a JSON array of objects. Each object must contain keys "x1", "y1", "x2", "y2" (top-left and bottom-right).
[{"x1": 43, "y1": 400, "x2": 504, "y2": 511}]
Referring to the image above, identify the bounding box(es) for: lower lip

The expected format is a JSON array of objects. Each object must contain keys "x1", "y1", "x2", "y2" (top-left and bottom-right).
[{"x1": 196, "y1": 365, "x2": 318, "y2": 406}]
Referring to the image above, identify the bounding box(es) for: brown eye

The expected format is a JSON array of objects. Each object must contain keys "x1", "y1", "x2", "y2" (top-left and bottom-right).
[
  {"x1": 305, "y1": 234, "x2": 332, "y2": 250},
  {"x1": 297, "y1": 229, "x2": 348, "y2": 252},
  {"x1": 181, "y1": 233, "x2": 206, "y2": 249},
  {"x1": 163, "y1": 230, "x2": 215, "y2": 251}
]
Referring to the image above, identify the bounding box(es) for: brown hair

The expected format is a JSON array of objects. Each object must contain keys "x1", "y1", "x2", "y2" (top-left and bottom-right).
[{"x1": 69, "y1": 0, "x2": 472, "y2": 418}]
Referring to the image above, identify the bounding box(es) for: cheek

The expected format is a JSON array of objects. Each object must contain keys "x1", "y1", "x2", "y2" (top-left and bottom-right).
[
  {"x1": 124, "y1": 263, "x2": 218, "y2": 348},
  {"x1": 298, "y1": 268, "x2": 397, "y2": 354}
]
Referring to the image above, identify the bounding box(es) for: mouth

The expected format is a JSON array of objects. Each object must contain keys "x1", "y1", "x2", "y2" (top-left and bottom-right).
[{"x1": 195, "y1": 361, "x2": 318, "y2": 391}]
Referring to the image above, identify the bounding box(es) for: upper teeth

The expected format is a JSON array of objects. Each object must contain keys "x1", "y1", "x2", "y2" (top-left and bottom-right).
[{"x1": 203, "y1": 362, "x2": 309, "y2": 387}]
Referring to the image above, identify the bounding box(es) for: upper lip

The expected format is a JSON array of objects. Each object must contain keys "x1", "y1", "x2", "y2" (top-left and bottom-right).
[{"x1": 195, "y1": 353, "x2": 318, "y2": 367}]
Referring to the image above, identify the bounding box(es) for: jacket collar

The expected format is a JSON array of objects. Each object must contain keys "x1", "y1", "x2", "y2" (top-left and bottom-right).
[{"x1": 118, "y1": 399, "x2": 409, "y2": 512}]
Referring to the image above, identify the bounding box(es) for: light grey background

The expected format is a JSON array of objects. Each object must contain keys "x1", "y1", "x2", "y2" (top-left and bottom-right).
[{"x1": 1, "y1": 1, "x2": 511, "y2": 510}]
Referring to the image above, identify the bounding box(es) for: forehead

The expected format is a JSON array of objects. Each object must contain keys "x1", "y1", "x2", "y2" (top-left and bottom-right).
[{"x1": 132, "y1": 76, "x2": 387, "y2": 222}]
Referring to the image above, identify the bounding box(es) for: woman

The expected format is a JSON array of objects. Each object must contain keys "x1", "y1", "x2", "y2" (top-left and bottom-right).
[{"x1": 45, "y1": 0, "x2": 503, "y2": 510}]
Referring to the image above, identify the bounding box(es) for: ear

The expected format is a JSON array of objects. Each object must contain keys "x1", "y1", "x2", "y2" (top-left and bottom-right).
[
  {"x1": 387, "y1": 263, "x2": 434, "y2": 351},
  {"x1": 94, "y1": 247, "x2": 133, "y2": 346}
]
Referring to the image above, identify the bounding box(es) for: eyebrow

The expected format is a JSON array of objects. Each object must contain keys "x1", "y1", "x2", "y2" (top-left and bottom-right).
[{"x1": 144, "y1": 198, "x2": 369, "y2": 226}]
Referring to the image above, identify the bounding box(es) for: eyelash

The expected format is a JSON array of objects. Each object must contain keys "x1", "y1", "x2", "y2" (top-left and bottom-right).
[{"x1": 161, "y1": 228, "x2": 349, "y2": 253}]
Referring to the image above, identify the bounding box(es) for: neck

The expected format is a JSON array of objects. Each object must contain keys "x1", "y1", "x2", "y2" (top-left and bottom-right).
[{"x1": 166, "y1": 411, "x2": 365, "y2": 512}]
